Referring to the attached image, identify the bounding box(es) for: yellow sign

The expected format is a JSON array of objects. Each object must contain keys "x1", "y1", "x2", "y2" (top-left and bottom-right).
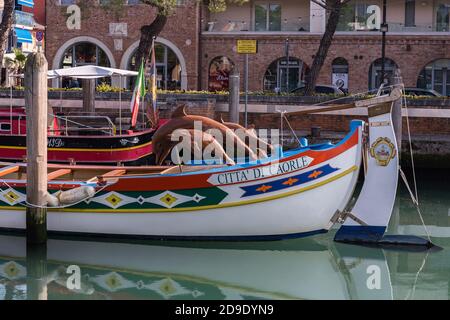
[{"x1": 237, "y1": 40, "x2": 257, "y2": 54}]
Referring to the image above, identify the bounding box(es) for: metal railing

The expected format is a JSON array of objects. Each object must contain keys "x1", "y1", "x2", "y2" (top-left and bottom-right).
[
  {"x1": 205, "y1": 19, "x2": 450, "y2": 34},
  {"x1": 51, "y1": 114, "x2": 117, "y2": 136},
  {"x1": 205, "y1": 18, "x2": 310, "y2": 33}
]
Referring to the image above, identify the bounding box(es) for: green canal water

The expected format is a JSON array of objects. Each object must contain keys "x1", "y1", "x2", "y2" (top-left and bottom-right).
[{"x1": 0, "y1": 169, "x2": 448, "y2": 300}]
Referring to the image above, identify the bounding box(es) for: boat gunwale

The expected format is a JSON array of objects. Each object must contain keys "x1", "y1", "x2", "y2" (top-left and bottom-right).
[{"x1": 0, "y1": 121, "x2": 363, "y2": 188}]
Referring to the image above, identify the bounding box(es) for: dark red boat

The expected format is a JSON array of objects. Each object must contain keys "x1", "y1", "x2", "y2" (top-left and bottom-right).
[
  {"x1": 0, "y1": 109, "x2": 157, "y2": 165},
  {"x1": 0, "y1": 66, "x2": 162, "y2": 165}
]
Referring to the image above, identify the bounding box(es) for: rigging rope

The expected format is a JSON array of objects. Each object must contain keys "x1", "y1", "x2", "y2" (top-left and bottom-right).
[
  {"x1": 399, "y1": 87, "x2": 431, "y2": 243},
  {"x1": 404, "y1": 250, "x2": 430, "y2": 300}
]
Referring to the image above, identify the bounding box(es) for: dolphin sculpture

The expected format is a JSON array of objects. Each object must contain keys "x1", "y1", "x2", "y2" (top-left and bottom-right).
[
  {"x1": 154, "y1": 129, "x2": 236, "y2": 166},
  {"x1": 220, "y1": 117, "x2": 274, "y2": 157},
  {"x1": 152, "y1": 105, "x2": 258, "y2": 165}
]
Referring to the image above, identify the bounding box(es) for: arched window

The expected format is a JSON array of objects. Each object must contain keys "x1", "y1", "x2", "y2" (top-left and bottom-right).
[
  {"x1": 417, "y1": 59, "x2": 450, "y2": 96},
  {"x1": 59, "y1": 42, "x2": 111, "y2": 88},
  {"x1": 208, "y1": 56, "x2": 234, "y2": 92},
  {"x1": 128, "y1": 43, "x2": 181, "y2": 90},
  {"x1": 368, "y1": 58, "x2": 398, "y2": 90},
  {"x1": 263, "y1": 57, "x2": 309, "y2": 93},
  {"x1": 331, "y1": 57, "x2": 349, "y2": 93}
]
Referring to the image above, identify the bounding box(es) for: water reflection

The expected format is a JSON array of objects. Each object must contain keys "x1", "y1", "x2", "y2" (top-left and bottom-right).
[{"x1": 0, "y1": 234, "x2": 447, "y2": 300}]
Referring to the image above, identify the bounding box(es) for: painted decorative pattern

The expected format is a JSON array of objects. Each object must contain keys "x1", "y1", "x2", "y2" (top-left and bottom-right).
[
  {"x1": 0, "y1": 187, "x2": 230, "y2": 210},
  {"x1": 240, "y1": 164, "x2": 339, "y2": 197}
]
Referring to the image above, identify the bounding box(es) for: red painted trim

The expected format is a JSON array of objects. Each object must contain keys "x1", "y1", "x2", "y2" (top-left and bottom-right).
[{"x1": 0, "y1": 144, "x2": 153, "y2": 163}]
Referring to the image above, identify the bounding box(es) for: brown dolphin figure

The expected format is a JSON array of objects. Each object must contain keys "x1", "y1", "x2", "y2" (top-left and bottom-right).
[
  {"x1": 155, "y1": 129, "x2": 236, "y2": 166},
  {"x1": 220, "y1": 117, "x2": 274, "y2": 157},
  {"x1": 152, "y1": 105, "x2": 258, "y2": 165}
]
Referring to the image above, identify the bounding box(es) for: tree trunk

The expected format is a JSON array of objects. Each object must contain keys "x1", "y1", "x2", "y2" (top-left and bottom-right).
[
  {"x1": 305, "y1": 1, "x2": 343, "y2": 96},
  {"x1": 134, "y1": 13, "x2": 168, "y2": 69},
  {"x1": 0, "y1": 0, "x2": 15, "y2": 84}
]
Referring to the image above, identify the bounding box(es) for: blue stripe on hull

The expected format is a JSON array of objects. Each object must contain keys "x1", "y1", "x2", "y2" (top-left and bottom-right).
[
  {"x1": 240, "y1": 164, "x2": 339, "y2": 197},
  {"x1": 0, "y1": 227, "x2": 327, "y2": 242}
]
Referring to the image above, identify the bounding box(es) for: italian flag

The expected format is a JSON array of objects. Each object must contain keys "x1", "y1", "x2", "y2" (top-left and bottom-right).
[{"x1": 130, "y1": 60, "x2": 146, "y2": 128}]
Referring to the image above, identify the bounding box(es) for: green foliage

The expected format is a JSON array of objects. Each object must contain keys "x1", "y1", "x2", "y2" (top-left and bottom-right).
[
  {"x1": 100, "y1": 0, "x2": 127, "y2": 18},
  {"x1": 4, "y1": 84, "x2": 446, "y2": 100},
  {"x1": 403, "y1": 94, "x2": 447, "y2": 100},
  {"x1": 96, "y1": 82, "x2": 125, "y2": 92},
  {"x1": 4, "y1": 48, "x2": 27, "y2": 74},
  {"x1": 140, "y1": 0, "x2": 178, "y2": 16},
  {"x1": 99, "y1": 0, "x2": 251, "y2": 16},
  {"x1": 207, "y1": 0, "x2": 249, "y2": 13}
]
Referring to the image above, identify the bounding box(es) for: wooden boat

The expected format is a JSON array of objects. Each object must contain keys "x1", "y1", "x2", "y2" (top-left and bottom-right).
[
  {"x1": 0, "y1": 109, "x2": 156, "y2": 165},
  {"x1": 0, "y1": 89, "x2": 404, "y2": 241},
  {"x1": 0, "y1": 66, "x2": 158, "y2": 165}
]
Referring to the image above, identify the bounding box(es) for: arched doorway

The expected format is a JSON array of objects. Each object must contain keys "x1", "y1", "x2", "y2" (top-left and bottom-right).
[
  {"x1": 58, "y1": 42, "x2": 111, "y2": 88},
  {"x1": 331, "y1": 57, "x2": 349, "y2": 93},
  {"x1": 368, "y1": 58, "x2": 398, "y2": 90},
  {"x1": 417, "y1": 59, "x2": 450, "y2": 96},
  {"x1": 264, "y1": 57, "x2": 309, "y2": 92},
  {"x1": 52, "y1": 37, "x2": 115, "y2": 88},
  {"x1": 127, "y1": 43, "x2": 182, "y2": 90},
  {"x1": 208, "y1": 56, "x2": 234, "y2": 92}
]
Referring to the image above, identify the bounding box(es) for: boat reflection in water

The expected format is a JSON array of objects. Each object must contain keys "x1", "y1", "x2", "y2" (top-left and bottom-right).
[{"x1": 0, "y1": 234, "x2": 446, "y2": 300}]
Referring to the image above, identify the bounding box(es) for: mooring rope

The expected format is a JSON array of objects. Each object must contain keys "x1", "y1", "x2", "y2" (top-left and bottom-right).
[
  {"x1": 400, "y1": 89, "x2": 432, "y2": 243},
  {"x1": 0, "y1": 178, "x2": 109, "y2": 209},
  {"x1": 282, "y1": 113, "x2": 301, "y2": 146},
  {"x1": 404, "y1": 250, "x2": 430, "y2": 300},
  {"x1": 402, "y1": 91, "x2": 420, "y2": 203}
]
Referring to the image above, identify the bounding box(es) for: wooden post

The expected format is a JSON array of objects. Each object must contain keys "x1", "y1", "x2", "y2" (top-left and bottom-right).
[
  {"x1": 82, "y1": 79, "x2": 96, "y2": 112},
  {"x1": 26, "y1": 244, "x2": 48, "y2": 300},
  {"x1": 228, "y1": 68, "x2": 240, "y2": 124},
  {"x1": 25, "y1": 51, "x2": 48, "y2": 244}
]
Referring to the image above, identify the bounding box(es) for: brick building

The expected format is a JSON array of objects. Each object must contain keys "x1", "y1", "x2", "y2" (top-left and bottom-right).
[{"x1": 44, "y1": 0, "x2": 450, "y2": 95}]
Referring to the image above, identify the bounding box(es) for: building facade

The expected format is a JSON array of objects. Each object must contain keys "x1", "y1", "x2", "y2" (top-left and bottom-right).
[
  {"x1": 1, "y1": 0, "x2": 44, "y2": 85},
  {"x1": 44, "y1": 0, "x2": 450, "y2": 95}
]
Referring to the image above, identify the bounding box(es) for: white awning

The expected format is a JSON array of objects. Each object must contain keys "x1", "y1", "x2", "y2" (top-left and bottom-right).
[{"x1": 47, "y1": 65, "x2": 138, "y2": 79}]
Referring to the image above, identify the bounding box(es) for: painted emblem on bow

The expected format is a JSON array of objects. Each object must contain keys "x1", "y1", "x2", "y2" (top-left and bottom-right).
[{"x1": 370, "y1": 137, "x2": 396, "y2": 166}]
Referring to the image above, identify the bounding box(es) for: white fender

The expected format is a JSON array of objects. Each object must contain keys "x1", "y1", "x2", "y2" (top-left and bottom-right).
[{"x1": 57, "y1": 186, "x2": 96, "y2": 206}]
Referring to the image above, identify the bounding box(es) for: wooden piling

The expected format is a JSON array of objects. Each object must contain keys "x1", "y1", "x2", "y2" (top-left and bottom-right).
[
  {"x1": 228, "y1": 68, "x2": 240, "y2": 124},
  {"x1": 26, "y1": 243, "x2": 48, "y2": 300},
  {"x1": 24, "y1": 51, "x2": 48, "y2": 244},
  {"x1": 82, "y1": 79, "x2": 96, "y2": 112}
]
